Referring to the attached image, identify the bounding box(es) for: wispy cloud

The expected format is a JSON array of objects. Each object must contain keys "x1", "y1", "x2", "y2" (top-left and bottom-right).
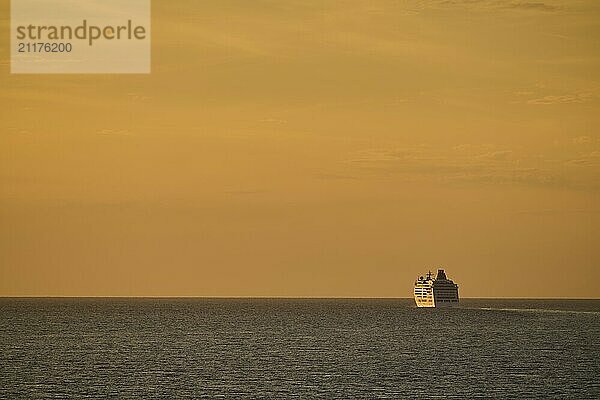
[
  {"x1": 97, "y1": 129, "x2": 132, "y2": 136},
  {"x1": 343, "y1": 142, "x2": 600, "y2": 190},
  {"x1": 564, "y1": 151, "x2": 600, "y2": 167},
  {"x1": 502, "y1": 2, "x2": 557, "y2": 11},
  {"x1": 527, "y1": 93, "x2": 595, "y2": 105},
  {"x1": 515, "y1": 208, "x2": 599, "y2": 215},
  {"x1": 573, "y1": 136, "x2": 593, "y2": 145},
  {"x1": 424, "y1": 0, "x2": 559, "y2": 12}
]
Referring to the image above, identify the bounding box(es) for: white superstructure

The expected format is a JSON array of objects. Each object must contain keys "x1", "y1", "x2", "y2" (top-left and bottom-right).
[{"x1": 414, "y1": 269, "x2": 459, "y2": 308}]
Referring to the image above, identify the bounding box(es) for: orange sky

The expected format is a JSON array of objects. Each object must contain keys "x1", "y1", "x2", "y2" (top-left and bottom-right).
[{"x1": 1, "y1": 0, "x2": 599, "y2": 297}]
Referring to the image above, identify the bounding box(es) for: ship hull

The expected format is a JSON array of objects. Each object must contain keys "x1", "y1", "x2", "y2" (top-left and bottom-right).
[
  {"x1": 414, "y1": 296, "x2": 435, "y2": 308},
  {"x1": 414, "y1": 297, "x2": 459, "y2": 308},
  {"x1": 432, "y1": 300, "x2": 459, "y2": 308}
]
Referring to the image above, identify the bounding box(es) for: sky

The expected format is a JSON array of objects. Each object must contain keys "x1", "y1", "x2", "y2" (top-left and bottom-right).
[{"x1": 1, "y1": 0, "x2": 599, "y2": 297}]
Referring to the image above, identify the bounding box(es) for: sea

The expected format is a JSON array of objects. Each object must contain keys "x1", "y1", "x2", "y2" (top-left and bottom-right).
[{"x1": 1, "y1": 298, "x2": 598, "y2": 399}]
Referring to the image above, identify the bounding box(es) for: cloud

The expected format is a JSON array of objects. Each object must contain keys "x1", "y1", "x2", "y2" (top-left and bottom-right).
[
  {"x1": 514, "y1": 91, "x2": 535, "y2": 96},
  {"x1": 6, "y1": 127, "x2": 31, "y2": 135},
  {"x1": 515, "y1": 208, "x2": 598, "y2": 215},
  {"x1": 565, "y1": 151, "x2": 600, "y2": 167},
  {"x1": 527, "y1": 93, "x2": 594, "y2": 105},
  {"x1": 426, "y1": 0, "x2": 558, "y2": 12},
  {"x1": 126, "y1": 93, "x2": 152, "y2": 102},
  {"x1": 97, "y1": 129, "x2": 132, "y2": 136},
  {"x1": 503, "y1": 2, "x2": 557, "y2": 11},
  {"x1": 474, "y1": 150, "x2": 513, "y2": 161},
  {"x1": 259, "y1": 118, "x2": 287, "y2": 124},
  {"x1": 573, "y1": 136, "x2": 592, "y2": 145},
  {"x1": 344, "y1": 143, "x2": 599, "y2": 191}
]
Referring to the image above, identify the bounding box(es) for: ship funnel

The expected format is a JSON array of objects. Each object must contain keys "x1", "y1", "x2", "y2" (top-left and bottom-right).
[{"x1": 436, "y1": 269, "x2": 447, "y2": 280}]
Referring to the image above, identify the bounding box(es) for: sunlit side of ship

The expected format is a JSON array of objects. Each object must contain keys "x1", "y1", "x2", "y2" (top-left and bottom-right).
[{"x1": 414, "y1": 269, "x2": 459, "y2": 308}]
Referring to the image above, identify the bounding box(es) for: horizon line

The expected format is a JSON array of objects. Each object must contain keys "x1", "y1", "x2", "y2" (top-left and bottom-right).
[{"x1": 1, "y1": 296, "x2": 599, "y2": 300}]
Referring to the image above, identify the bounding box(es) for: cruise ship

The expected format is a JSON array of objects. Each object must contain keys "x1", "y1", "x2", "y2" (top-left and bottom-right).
[{"x1": 414, "y1": 269, "x2": 459, "y2": 308}]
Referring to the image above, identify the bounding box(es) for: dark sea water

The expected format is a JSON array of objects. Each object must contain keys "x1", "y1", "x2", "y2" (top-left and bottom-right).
[{"x1": 1, "y1": 298, "x2": 599, "y2": 399}]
